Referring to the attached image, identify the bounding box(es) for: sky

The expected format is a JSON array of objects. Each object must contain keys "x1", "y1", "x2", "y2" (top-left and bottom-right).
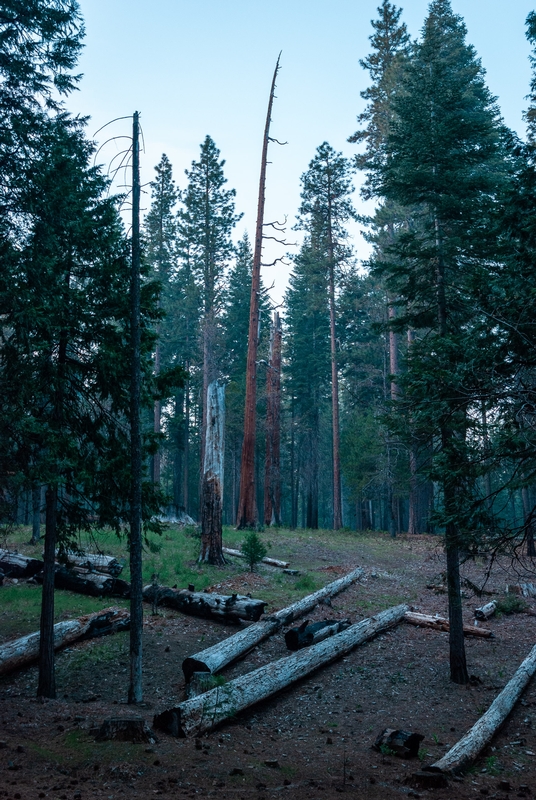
[{"x1": 69, "y1": 0, "x2": 536, "y2": 303}]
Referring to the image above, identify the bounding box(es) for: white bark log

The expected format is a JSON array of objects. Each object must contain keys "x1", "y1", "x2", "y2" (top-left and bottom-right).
[
  {"x1": 403, "y1": 611, "x2": 492, "y2": 638},
  {"x1": 182, "y1": 566, "x2": 364, "y2": 682},
  {"x1": 430, "y1": 643, "x2": 536, "y2": 774},
  {"x1": 0, "y1": 549, "x2": 43, "y2": 577},
  {"x1": 157, "y1": 603, "x2": 408, "y2": 737},
  {"x1": 0, "y1": 607, "x2": 130, "y2": 676},
  {"x1": 474, "y1": 601, "x2": 497, "y2": 621},
  {"x1": 222, "y1": 547, "x2": 290, "y2": 569},
  {"x1": 57, "y1": 551, "x2": 123, "y2": 577}
]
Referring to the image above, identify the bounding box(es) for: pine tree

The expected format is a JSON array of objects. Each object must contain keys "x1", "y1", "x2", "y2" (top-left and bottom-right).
[
  {"x1": 178, "y1": 136, "x2": 240, "y2": 561},
  {"x1": 296, "y1": 143, "x2": 356, "y2": 529},
  {"x1": 144, "y1": 154, "x2": 178, "y2": 485},
  {"x1": 374, "y1": 0, "x2": 508, "y2": 683}
]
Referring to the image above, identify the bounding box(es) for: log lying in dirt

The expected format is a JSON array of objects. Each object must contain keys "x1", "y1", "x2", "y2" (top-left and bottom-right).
[
  {"x1": 507, "y1": 583, "x2": 536, "y2": 598},
  {"x1": 222, "y1": 547, "x2": 289, "y2": 569},
  {"x1": 182, "y1": 566, "x2": 364, "y2": 682},
  {"x1": 427, "y1": 643, "x2": 536, "y2": 775},
  {"x1": 0, "y1": 549, "x2": 43, "y2": 578},
  {"x1": 58, "y1": 551, "x2": 123, "y2": 577},
  {"x1": 474, "y1": 601, "x2": 497, "y2": 621},
  {"x1": 284, "y1": 619, "x2": 351, "y2": 651},
  {"x1": 0, "y1": 607, "x2": 130, "y2": 676},
  {"x1": 403, "y1": 611, "x2": 492, "y2": 638},
  {"x1": 156, "y1": 603, "x2": 408, "y2": 738},
  {"x1": 143, "y1": 584, "x2": 266, "y2": 624},
  {"x1": 36, "y1": 566, "x2": 131, "y2": 598},
  {"x1": 373, "y1": 728, "x2": 424, "y2": 758}
]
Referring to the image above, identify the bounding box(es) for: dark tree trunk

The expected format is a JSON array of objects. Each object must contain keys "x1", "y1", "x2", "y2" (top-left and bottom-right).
[
  {"x1": 328, "y1": 254, "x2": 342, "y2": 530},
  {"x1": 237, "y1": 56, "x2": 280, "y2": 529},
  {"x1": 153, "y1": 341, "x2": 161, "y2": 484},
  {"x1": 31, "y1": 484, "x2": 41, "y2": 544},
  {"x1": 264, "y1": 313, "x2": 282, "y2": 526},
  {"x1": 129, "y1": 110, "x2": 143, "y2": 705},
  {"x1": 183, "y1": 371, "x2": 190, "y2": 517},
  {"x1": 37, "y1": 485, "x2": 58, "y2": 698},
  {"x1": 199, "y1": 381, "x2": 225, "y2": 565}
]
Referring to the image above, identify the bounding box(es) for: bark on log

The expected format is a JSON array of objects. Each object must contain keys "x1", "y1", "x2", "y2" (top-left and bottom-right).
[
  {"x1": 0, "y1": 607, "x2": 130, "y2": 676},
  {"x1": 182, "y1": 566, "x2": 364, "y2": 682},
  {"x1": 222, "y1": 547, "x2": 289, "y2": 569},
  {"x1": 156, "y1": 603, "x2": 408, "y2": 737},
  {"x1": 403, "y1": 611, "x2": 492, "y2": 638},
  {"x1": 284, "y1": 619, "x2": 351, "y2": 651},
  {"x1": 199, "y1": 381, "x2": 225, "y2": 565},
  {"x1": 429, "y1": 643, "x2": 536, "y2": 774},
  {"x1": 143, "y1": 584, "x2": 266, "y2": 624},
  {"x1": 58, "y1": 551, "x2": 123, "y2": 577},
  {"x1": 36, "y1": 566, "x2": 130, "y2": 598},
  {"x1": 474, "y1": 601, "x2": 497, "y2": 621},
  {"x1": 0, "y1": 549, "x2": 43, "y2": 578},
  {"x1": 374, "y1": 728, "x2": 424, "y2": 758}
]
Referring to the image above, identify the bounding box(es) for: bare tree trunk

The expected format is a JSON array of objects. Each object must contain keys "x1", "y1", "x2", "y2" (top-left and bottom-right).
[
  {"x1": 237, "y1": 56, "x2": 280, "y2": 529},
  {"x1": 37, "y1": 485, "x2": 58, "y2": 699},
  {"x1": 328, "y1": 257, "x2": 342, "y2": 530},
  {"x1": 199, "y1": 381, "x2": 225, "y2": 565},
  {"x1": 128, "y1": 110, "x2": 143, "y2": 705},
  {"x1": 30, "y1": 484, "x2": 41, "y2": 545},
  {"x1": 153, "y1": 342, "x2": 161, "y2": 484}
]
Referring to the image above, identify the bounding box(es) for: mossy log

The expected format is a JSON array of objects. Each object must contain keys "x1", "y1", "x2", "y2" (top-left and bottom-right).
[{"x1": 0, "y1": 607, "x2": 130, "y2": 676}]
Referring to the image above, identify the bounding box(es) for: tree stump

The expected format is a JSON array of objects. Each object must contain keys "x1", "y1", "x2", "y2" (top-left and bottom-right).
[{"x1": 95, "y1": 718, "x2": 155, "y2": 743}]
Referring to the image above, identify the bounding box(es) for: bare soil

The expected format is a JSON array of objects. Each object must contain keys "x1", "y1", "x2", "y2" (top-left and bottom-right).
[{"x1": 2, "y1": 530, "x2": 536, "y2": 799}]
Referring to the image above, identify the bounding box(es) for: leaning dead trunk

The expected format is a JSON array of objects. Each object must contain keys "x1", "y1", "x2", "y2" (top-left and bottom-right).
[
  {"x1": 429, "y1": 643, "x2": 536, "y2": 774},
  {"x1": 0, "y1": 607, "x2": 130, "y2": 676},
  {"x1": 182, "y1": 566, "x2": 363, "y2": 682},
  {"x1": 199, "y1": 380, "x2": 225, "y2": 565},
  {"x1": 236, "y1": 56, "x2": 280, "y2": 529},
  {"x1": 157, "y1": 603, "x2": 408, "y2": 737}
]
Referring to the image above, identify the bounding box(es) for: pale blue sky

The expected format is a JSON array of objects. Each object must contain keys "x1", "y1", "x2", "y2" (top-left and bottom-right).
[{"x1": 69, "y1": 1, "x2": 535, "y2": 300}]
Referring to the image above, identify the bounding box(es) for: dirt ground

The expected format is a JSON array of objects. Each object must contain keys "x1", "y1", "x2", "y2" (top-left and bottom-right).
[{"x1": 2, "y1": 530, "x2": 536, "y2": 799}]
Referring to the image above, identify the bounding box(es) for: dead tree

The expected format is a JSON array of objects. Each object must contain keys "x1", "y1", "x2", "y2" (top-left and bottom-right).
[
  {"x1": 264, "y1": 311, "x2": 282, "y2": 526},
  {"x1": 199, "y1": 380, "x2": 225, "y2": 564},
  {"x1": 236, "y1": 55, "x2": 281, "y2": 529}
]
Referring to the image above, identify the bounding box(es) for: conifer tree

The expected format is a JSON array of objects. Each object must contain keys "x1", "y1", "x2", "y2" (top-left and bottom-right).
[
  {"x1": 374, "y1": 0, "x2": 507, "y2": 683},
  {"x1": 296, "y1": 143, "x2": 356, "y2": 529}
]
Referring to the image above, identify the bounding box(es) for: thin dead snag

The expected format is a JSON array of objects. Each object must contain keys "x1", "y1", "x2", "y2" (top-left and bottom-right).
[
  {"x1": 264, "y1": 311, "x2": 282, "y2": 526},
  {"x1": 199, "y1": 380, "x2": 226, "y2": 565},
  {"x1": 236, "y1": 55, "x2": 281, "y2": 529}
]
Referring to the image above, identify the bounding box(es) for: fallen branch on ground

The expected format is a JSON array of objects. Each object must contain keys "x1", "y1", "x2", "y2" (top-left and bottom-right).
[
  {"x1": 156, "y1": 603, "x2": 408, "y2": 737},
  {"x1": 182, "y1": 566, "x2": 364, "y2": 682},
  {"x1": 403, "y1": 611, "x2": 492, "y2": 638},
  {"x1": 426, "y1": 643, "x2": 536, "y2": 774},
  {"x1": 222, "y1": 547, "x2": 289, "y2": 569},
  {"x1": 143, "y1": 584, "x2": 266, "y2": 624},
  {"x1": 0, "y1": 607, "x2": 130, "y2": 676}
]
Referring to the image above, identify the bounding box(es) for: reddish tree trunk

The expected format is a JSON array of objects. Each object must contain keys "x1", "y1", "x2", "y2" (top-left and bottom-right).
[{"x1": 236, "y1": 56, "x2": 280, "y2": 529}]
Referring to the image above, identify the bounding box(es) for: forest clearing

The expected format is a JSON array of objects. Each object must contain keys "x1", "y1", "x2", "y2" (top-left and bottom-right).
[{"x1": 2, "y1": 525, "x2": 536, "y2": 799}]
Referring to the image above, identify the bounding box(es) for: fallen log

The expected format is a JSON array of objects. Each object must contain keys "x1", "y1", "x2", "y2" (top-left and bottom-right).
[
  {"x1": 403, "y1": 611, "x2": 492, "y2": 638},
  {"x1": 284, "y1": 619, "x2": 351, "y2": 651},
  {"x1": 222, "y1": 547, "x2": 289, "y2": 569},
  {"x1": 143, "y1": 584, "x2": 266, "y2": 624},
  {"x1": 155, "y1": 603, "x2": 408, "y2": 737},
  {"x1": 373, "y1": 728, "x2": 424, "y2": 758},
  {"x1": 36, "y1": 566, "x2": 130, "y2": 598},
  {"x1": 0, "y1": 549, "x2": 43, "y2": 578},
  {"x1": 182, "y1": 566, "x2": 364, "y2": 682},
  {"x1": 58, "y1": 551, "x2": 123, "y2": 577},
  {"x1": 427, "y1": 643, "x2": 536, "y2": 774},
  {"x1": 474, "y1": 601, "x2": 497, "y2": 621},
  {"x1": 0, "y1": 607, "x2": 129, "y2": 676}
]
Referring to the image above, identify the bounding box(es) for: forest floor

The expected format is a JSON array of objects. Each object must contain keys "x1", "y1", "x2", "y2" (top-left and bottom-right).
[{"x1": 1, "y1": 525, "x2": 536, "y2": 799}]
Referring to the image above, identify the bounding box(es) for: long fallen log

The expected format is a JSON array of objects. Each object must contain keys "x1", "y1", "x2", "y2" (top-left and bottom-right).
[
  {"x1": 0, "y1": 607, "x2": 130, "y2": 676},
  {"x1": 156, "y1": 603, "x2": 408, "y2": 737},
  {"x1": 58, "y1": 551, "x2": 123, "y2": 577},
  {"x1": 143, "y1": 584, "x2": 266, "y2": 624},
  {"x1": 0, "y1": 550, "x2": 43, "y2": 578},
  {"x1": 403, "y1": 611, "x2": 492, "y2": 638},
  {"x1": 427, "y1": 643, "x2": 536, "y2": 775},
  {"x1": 182, "y1": 566, "x2": 364, "y2": 682},
  {"x1": 222, "y1": 547, "x2": 289, "y2": 569},
  {"x1": 36, "y1": 566, "x2": 131, "y2": 597}
]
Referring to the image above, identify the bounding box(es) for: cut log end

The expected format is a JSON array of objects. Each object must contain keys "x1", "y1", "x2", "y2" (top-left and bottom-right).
[{"x1": 182, "y1": 658, "x2": 211, "y2": 685}]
